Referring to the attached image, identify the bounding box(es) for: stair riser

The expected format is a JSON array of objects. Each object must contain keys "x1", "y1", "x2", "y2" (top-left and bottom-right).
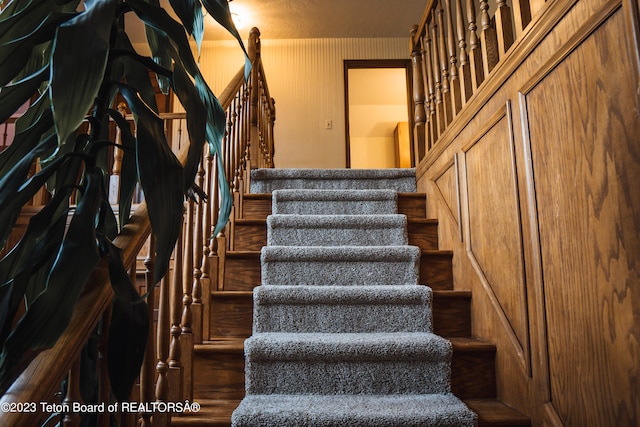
[
  {"x1": 451, "y1": 348, "x2": 497, "y2": 399},
  {"x1": 233, "y1": 222, "x2": 266, "y2": 251},
  {"x1": 210, "y1": 296, "x2": 253, "y2": 338},
  {"x1": 262, "y1": 260, "x2": 418, "y2": 287},
  {"x1": 209, "y1": 291, "x2": 472, "y2": 339},
  {"x1": 245, "y1": 360, "x2": 451, "y2": 395},
  {"x1": 407, "y1": 221, "x2": 438, "y2": 250},
  {"x1": 274, "y1": 199, "x2": 397, "y2": 215},
  {"x1": 267, "y1": 219, "x2": 408, "y2": 247},
  {"x1": 241, "y1": 194, "x2": 427, "y2": 220},
  {"x1": 254, "y1": 304, "x2": 431, "y2": 333},
  {"x1": 194, "y1": 352, "x2": 246, "y2": 400},
  {"x1": 194, "y1": 345, "x2": 497, "y2": 400},
  {"x1": 222, "y1": 252, "x2": 451, "y2": 291}
]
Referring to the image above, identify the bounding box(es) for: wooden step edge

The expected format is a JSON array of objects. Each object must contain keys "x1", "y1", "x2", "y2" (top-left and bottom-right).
[
  {"x1": 407, "y1": 218, "x2": 438, "y2": 225},
  {"x1": 422, "y1": 249, "x2": 453, "y2": 256},
  {"x1": 211, "y1": 290, "x2": 253, "y2": 299},
  {"x1": 243, "y1": 193, "x2": 272, "y2": 199},
  {"x1": 226, "y1": 250, "x2": 261, "y2": 258},
  {"x1": 398, "y1": 192, "x2": 426, "y2": 199},
  {"x1": 432, "y1": 289, "x2": 472, "y2": 298},
  {"x1": 449, "y1": 337, "x2": 496, "y2": 352},
  {"x1": 463, "y1": 399, "x2": 531, "y2": 427},
  {"x1": 234, "y1": 218, "x2": 267, "y2": 225},
  {"x1": 195, "y1": 338, "x2": 245, "y2": 353}
]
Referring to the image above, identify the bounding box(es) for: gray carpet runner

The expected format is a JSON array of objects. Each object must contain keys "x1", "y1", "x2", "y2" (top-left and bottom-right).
[{"x1": 232, "y1": 168, "x2": 476, "y2": 427}]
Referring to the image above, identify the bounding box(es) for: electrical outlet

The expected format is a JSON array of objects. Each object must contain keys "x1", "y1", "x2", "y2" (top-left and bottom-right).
[{"x1": 324, "y1": 120, "x2": 332, "y2": 129}]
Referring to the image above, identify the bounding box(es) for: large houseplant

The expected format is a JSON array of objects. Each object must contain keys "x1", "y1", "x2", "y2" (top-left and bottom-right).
[{"x1": 0, "y1": 0, "x2": 248, "y2": 400}]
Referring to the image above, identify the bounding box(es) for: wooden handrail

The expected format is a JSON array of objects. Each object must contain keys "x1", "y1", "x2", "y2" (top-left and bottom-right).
[{"x1": 0, "y1": 26, "x2": 275, "y2": 427}]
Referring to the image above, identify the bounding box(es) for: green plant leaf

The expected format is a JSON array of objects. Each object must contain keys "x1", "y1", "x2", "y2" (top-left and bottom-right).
[
  {"x1": 0, "y1": 171, "x2": 102, "y2": 394},
  {"x1": 106, "y1": 108, "x2": 137, "y2": 228},
  {"x1": 200, "y1": 0, "x2": 251, "y2": 78},
  {"x1": 49, "y1": 0, "x2": 117, "y2": 143},
  {"x1": 0, "y1": 64, "x2": 48, "y2": 124},
  {"x1": 172, "y1": 61, "x2": 207, "y2": 191},
  {"x1": 116, "y1": 83, "x2": 184, "y2": 283},
  {"x1": 102, "y1": 238, "x2": 148, "y2": 402},
  {"x1": 169, "y1": 0, "x2": 204, "y2": 52}
]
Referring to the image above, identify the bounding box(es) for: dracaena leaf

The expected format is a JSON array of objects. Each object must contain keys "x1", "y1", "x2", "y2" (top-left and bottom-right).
[
  {"x1": 0, "y1": 171, "x2": 102, "y2": 394},
  {"x1": 169, "y1": 0, "x2": 204, "y2": 52},
  {"x1": 50, "y1": 0, "x2": 117, "y2": 143},
  {"x1": 106, "y1": 108, "x2": 137, "y2": 228},
  {"x1": 0, "y1": 64, "x2": 48, "y2": 124},
  {"x1": 102, "y1": 238, "x2": 148, "y2": 402},
  {"x1": 116, "y1": 83, "x2": 184, "y2": 283}
]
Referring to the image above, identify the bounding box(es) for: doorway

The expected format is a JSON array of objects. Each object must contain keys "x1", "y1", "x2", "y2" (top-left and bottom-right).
[{"x1": 344, "y1": 59, "x2": 413, "y2": 169}]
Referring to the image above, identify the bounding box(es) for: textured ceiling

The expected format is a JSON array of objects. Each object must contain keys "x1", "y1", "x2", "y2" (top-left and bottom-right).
[{"x1": 127, "y1": 0, "x2": 427, "y2": 42}]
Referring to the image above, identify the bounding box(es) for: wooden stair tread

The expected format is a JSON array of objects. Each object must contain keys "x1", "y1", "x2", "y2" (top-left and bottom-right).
[
  {"x1": 196, "y1": 338, "x2": 245, "y2": 353},
  {"x1": 450, "y1": 337, "x2": 496, "y2": 351},
  {"x1": 464, "y1": 399, "x2": 531, "y2": 426}
]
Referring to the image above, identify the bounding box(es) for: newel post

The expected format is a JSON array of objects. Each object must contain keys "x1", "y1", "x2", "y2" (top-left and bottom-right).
[
  {"x1": 248, "y1": 27, "x2": 261, "y2": 169},
  {"x1": 410, "y1": 25, "x2": 427, "y2": 162}
]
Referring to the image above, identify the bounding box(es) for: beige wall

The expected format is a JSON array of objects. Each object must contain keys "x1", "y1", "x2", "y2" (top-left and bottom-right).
[{"x1": 197, "y1": 37, "x2": 410, "y2": 168}]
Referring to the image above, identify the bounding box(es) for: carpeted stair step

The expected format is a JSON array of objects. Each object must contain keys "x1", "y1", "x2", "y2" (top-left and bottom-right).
[
  {"x1": 244, "y1": 332, "x2": 452, "y2": 395},
  {"x1": 261, "y1": 245, "x2": 420, "y2": 286},
  {"x1": 267, "y1": 214, "x2": 408, "y2": 246},
  {"x1": 253, "y1": 285, "x2": 432, "y2": 333},
  {"x1": 250, "y1": 168, "x2": 417, "y2": 193},
  {"x1": 232, "y1": 394, "x2": 476, "y2": 427},
  {"x1": 272, "y1": 189, "x2": 398, "y2": 215}
]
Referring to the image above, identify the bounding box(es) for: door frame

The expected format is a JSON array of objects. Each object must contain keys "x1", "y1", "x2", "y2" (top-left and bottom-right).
[{"x1": 343, "y1": 59, "x2": 414, "y2": 168}]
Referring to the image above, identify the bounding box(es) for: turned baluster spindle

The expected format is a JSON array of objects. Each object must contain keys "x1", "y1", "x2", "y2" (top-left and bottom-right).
[
  {"x1": 479, "y1": 0, "x2": 499, "y2": 74},
  {"x1": 437, "y1": 2, "x2": 453, "y2": 126},
  {"x1": 456, "y1": 0, "x2": 473, "y2": 103},
  {"x1": 155, "y1": 273, "x2": 170, "y2": 427},
  {"x1": 168, "y1": 219, "x2": 184, "y2": 401},
  {"x1": 62, "y1": 359, "x2": 82, "y2": 427},
  {"x1": 410, "y1": 25, "x2": 427, "y2": 162},
  {"x1": 512, "y1": 0, "x2": 533, "y2": 38},
  {"x1": 467, "y1": 0, "x2": 485, "y2": 89},
  {"x1": 199, "y1": 147, "x2": 213, "y2": 341},
  {"x1": 494, "y1": 0, "x2": 515, "y2": 56},
  {"x1": 139, "y1": 235, "x2": 156, "y2": 427},
  {"x1": 444, "y1": 0, "x2": 462, "y2": 115},
  {"x1": 191, "y1": 158, "x2": 205, "y2": 344},
  {"x1": 430, "y1": 11, "x2": 446, "y2": 135},
  {"x1": 181, "y1": 199, "x2": 194, "y2": 401}
]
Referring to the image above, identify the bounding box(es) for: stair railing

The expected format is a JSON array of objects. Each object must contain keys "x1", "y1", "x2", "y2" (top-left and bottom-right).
[
  {"x1": 0, "y1": 26, "x2": 274, "y2": 427},
  {"x1": 410, "y1": 0, "x2": 545, "y2": 160}
]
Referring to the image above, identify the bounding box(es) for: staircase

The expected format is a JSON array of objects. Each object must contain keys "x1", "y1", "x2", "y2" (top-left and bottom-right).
[{"x1": 171, "y1": 168, "x2": 530, "y2": 427}]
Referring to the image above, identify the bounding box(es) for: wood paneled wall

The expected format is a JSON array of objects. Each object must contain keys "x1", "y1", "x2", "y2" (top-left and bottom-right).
[{"x1": 416, "y1": 0, "x2": 640, "y2": 425}]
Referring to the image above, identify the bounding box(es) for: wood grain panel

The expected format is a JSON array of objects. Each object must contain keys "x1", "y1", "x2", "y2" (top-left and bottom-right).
[
  {"x1": 434, "y1": 159, "x2": 461, "y2": 230},
  {"x1": 523, "y1": 6, "x2": 640, "y2": 425},
  {"x1": 462, "y1": 107, "x2": 531, "y2": 374}
]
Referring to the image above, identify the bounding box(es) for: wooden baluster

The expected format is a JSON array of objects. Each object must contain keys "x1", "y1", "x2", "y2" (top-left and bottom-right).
[
  {"x1": 155, "y1": 273, "x2": 170, "y2": 427},
  {"x1": 181, "y1": 197, "x2": 194, "y2": 401},
  {"x1": 437, "y1": 1, "x2": 453, "y2": 125},
  {"x1": 445, "y1": 0, "x2": 463, "y2": 115},
  {"x1": 191, "y1": 156, "x2": 204, "y2": 345},
  {"x1": 467, "y1": 0, "x2": 485, "y2": 89},
  {"x1": 200, "y1": 146, "x2": 213, "y2": 343},
  {"x1": 109, "y1": 102, "x2": 127, "y2": 205},
  {"x1": 479, "y1": 0, "x2": 499, "y2": 75},
  {"x1": 410, "y1": 26, "x2": 427, "y2": 163},
  {"x1": 422, "y1": 32, "x2": 436, "y2": 148},
  {"x1": 495, "y1": 0, "x2": 515, "y2": 56},
  {"x1": 456, "y1": 0, "x2": 474, "y2": 104},
  {"x1": 168, "y1": 220, "x2": 184, "y2": 402},
  {"x1": 430, "y1": 11, "x2": 446, "y2": 136},
  {"x1": 62, "y1": 359, "x2": 82, "y2": 427},
  {"x1": 511, "y1": 0, "x2": 532, "y2": 39},
  {"x1": 139, "y1": 235, "x2": 155, "y2": 427}
]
